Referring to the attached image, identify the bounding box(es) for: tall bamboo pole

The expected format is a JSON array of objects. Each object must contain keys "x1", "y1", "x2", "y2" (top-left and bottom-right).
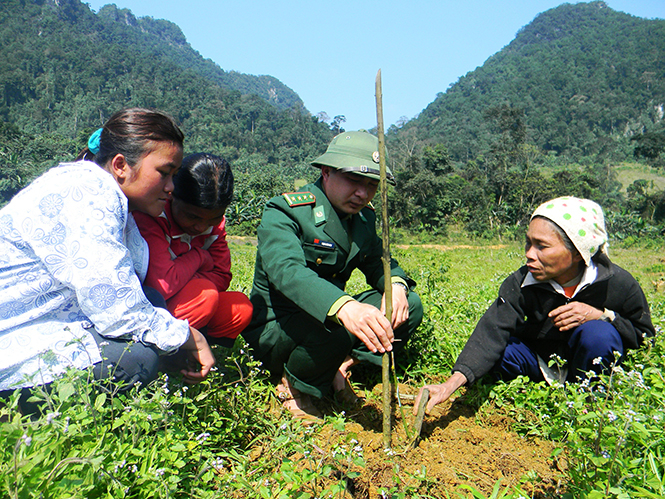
[{"x1": 375, "y1": 69, "x2": 393, "y2": 450}]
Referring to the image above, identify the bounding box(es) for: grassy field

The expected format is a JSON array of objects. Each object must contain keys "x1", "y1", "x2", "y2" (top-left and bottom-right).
[
  {"x1": 614, "y1": 162, "x2": 665, "y2": 193},
  {"x1": 535, "y1": 161, "x2": 665, "y2": 193},
  {"x1": 1, "y1": 237, "x2": 664, "y2": 498}
]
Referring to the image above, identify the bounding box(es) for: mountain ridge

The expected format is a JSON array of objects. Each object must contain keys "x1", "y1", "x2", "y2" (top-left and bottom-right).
[
  {"x1": 0, "y1": 0, "x2": 305, "y2": 134},
  {"x1": 391, "y1": 1, "x2": 665, "y2": 165},
  {"x1": 96, "y1": 4, "x2": 303, "y2": 111}
]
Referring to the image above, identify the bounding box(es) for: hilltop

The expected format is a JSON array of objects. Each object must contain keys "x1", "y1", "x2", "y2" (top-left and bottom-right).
[{"x1": 0, "y1": 0, "x2": 333, "y2": 205}]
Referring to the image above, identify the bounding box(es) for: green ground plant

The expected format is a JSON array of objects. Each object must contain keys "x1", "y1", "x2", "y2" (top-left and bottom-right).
[{"x1": 1, "y1": 239, "x2": 664, "y2": 498}]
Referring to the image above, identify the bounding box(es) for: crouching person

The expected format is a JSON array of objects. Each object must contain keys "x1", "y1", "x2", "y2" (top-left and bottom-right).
[
  {"x1": 416, "y1": 196, "x2": 655, "y2": 414},
  {"x1": 0, "y1": 108, "x2": 215, "y2": 414},
  {"x1": 244, "y1": 131, "x2": 423, "y2": 421},
  {"x1": 134, "y1": 153, "x2": 253, "y2": 348}
]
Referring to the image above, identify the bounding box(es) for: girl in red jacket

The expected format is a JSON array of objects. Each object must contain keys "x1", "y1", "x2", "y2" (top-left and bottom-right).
[{"x1": 134, "y1": 153, "x2": 253, "y2": 347}]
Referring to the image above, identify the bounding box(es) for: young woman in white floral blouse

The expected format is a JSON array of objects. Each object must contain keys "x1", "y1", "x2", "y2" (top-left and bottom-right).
[{"x1": 0, "y1": 108, "x2": 215, "y2": 406}]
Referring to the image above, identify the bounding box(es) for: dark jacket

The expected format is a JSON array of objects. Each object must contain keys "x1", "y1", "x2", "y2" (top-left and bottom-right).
[{"x1": 454, "y1": 255, "x2": 655, "y2": 385}]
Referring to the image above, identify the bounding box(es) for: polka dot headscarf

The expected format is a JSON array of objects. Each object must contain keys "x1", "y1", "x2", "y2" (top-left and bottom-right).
[{"x1": 531, "y1": 196, "x2": 608, "y2": 266}]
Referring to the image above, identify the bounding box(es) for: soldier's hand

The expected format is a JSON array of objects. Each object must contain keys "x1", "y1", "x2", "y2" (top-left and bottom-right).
[
  {"x1": 337, "y1": 301, "x2": 394, "y2": 353},
  {"x1": 381, "y1": 283, "x2": 410, "y2": 329}
]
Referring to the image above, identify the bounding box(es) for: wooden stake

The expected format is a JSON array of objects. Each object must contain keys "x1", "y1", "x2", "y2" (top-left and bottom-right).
[
  {"x1": 375, "y1": 69, "x2": 393, "y2": 450},
  {"x1": 409, "y1": 388, "x2": 430, "y2": 450}
]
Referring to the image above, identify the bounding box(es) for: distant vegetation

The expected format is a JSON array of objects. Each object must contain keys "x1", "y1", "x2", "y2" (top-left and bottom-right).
[
  {"x1": 394, "y1": 1, "x2": 665, "y2": 163},
  {"x1": 0, "y1": 0, "x2": 337, "y2": 224},
  {"x1": 1, "y1": 0, "x2": 665, "y2": 240}
]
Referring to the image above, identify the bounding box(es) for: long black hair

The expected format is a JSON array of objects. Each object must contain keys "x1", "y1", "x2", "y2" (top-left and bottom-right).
[
  {"x1": 77, "y1": 108, "x2": 184, "y2": 167},
  {"x1": 173, "y1": 153, "x2": 234, "y2": 210}
]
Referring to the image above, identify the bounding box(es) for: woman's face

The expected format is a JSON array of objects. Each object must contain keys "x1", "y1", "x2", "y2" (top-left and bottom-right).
[
  {"x1": 525, "y1": 217, "x2": 583, "y2": 285},
  {"x1": 120, "y1": 141, "x2": 183, "y2": 217},
  {"x1": 171, "y1": 198, "x2": 226, "y2": 235}
]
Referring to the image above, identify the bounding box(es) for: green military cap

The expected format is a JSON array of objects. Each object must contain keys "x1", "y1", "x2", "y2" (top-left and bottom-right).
[{"x1": 312, "y1": 130, "x2": 396, "y2": 186}]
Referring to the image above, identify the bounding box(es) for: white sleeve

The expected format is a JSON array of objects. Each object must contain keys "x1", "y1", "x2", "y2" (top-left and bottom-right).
[{"x1": 19, "y1": 167, "x2": 189, "y2": 353}]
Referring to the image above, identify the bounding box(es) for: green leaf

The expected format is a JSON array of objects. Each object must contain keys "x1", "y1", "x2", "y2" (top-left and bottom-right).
[
  {"x1": 94, "y1": 393, "x2": 107, "y2": 410},
  {"x1": 58, "y1": 382, "x2": 76, "y2": 401}
]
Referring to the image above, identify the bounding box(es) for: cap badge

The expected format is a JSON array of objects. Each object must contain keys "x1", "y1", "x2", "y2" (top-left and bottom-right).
[{"x1": 372, "y1": 151, "x2": 380, "y2": 163}]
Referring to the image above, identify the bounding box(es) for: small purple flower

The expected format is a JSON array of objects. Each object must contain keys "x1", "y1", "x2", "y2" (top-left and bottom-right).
[
  {"x1": 46, "y1": 411, "x2": 60, "y2": 425},
  {"x1": 21, "y1": 433, "x2": 32, "y2": 447},
  {"x1": 196, "y1": 432, "x2": 211, "y2": 443},
  {"x1": 211, "y1": 457, "x2": 224, "y2": 471}
]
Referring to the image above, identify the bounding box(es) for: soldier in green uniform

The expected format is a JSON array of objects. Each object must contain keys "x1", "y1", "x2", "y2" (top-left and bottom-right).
[{"x1": 243, "y1": 131, "x2": 423, "y2": 420}]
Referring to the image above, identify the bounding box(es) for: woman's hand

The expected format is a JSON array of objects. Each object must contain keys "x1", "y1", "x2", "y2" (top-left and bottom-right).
[
  {"x1": 549, "y1": 302, "x2": 603, "y2": 331},
  {"x1": 179, "y1": 327, "x2": 216, "y2": 383},
  {"x1": 413, "y1": 372, "x2": 468, "y2": 415}
]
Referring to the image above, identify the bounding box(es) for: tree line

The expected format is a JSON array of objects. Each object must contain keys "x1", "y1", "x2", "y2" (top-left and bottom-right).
[{"x1": 386, "y1": 103, "x2": 665, "y2": 240}]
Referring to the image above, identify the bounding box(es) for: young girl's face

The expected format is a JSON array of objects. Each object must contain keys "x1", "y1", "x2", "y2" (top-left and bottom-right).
[{"x1": 171, "y1": 198, "x2": 226, "y2": 235}]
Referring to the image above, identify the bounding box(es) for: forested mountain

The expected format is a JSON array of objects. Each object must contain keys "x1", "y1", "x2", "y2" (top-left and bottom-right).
[
  {"x1": 94, "y1": 4, "x2": 302, "y2": 111},
  {"x1": 0, "y1": 0, "x2": 334, "y2": 217},
  {"x1": 1, "y1": 0, "x2": 664, "y2": 238},
  {"x1": 390, "y1": 1, "x2": 665, "y2": 165},
  {"x1": 385, "y1": 1, "x2": 665, "y2": 238},
  {"x1": 1, "y1": 0, "x2": 303, "y2": 132}
]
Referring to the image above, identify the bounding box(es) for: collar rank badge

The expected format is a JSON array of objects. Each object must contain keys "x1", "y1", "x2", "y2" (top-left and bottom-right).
[{"x1": 313, "y1": 205, "x2": 326, "y2": 225}]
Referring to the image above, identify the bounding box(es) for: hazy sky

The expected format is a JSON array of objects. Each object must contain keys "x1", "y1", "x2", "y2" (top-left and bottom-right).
[{"x1": 86, "y1": 0, "x2": 665, "y2": 131}]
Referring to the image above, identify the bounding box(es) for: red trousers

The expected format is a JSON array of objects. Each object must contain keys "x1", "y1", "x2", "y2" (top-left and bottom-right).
[{"x1": 167, "y1": 279, "x2": 253, "y2": 339}]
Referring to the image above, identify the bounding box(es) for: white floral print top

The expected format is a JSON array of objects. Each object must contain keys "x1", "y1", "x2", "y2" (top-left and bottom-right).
[{"x1": 0, "y1": 161, "x2": 189, "y2": 391}]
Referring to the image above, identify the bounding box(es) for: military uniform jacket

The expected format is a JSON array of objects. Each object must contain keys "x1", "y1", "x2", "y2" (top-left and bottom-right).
[{"x1": 248, "y1": 178, "x2": 412, "y2": 329}]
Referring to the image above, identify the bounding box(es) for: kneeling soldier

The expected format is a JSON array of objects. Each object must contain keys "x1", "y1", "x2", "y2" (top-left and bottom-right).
[{"x1": 243, "y1": 131, "x2": 423, "y2": 420}]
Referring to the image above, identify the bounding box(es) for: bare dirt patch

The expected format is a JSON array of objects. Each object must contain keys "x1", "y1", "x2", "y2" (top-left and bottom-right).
[
  {"x1": 227, "y1": 235, "x2": 258, "y2": 245},
  {"x1": 227, "y1": 236, "x2": 509, "y2": 253},
  {"x1": 313, "y1": 384, "x2": 565, "y2": 498}
]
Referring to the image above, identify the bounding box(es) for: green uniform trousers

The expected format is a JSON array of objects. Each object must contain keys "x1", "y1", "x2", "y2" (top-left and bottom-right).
[{"x1": 248, "y1": 289, "x2": 423, "y2": 399}]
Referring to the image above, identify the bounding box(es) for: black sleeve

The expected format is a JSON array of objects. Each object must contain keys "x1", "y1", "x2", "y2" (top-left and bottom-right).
[
  {"x1": 606, "y1": 265, "x2": 655, "y2": 350},
  {"x1": 453, "y1": 271, "x2": 526, "y2": 385}
]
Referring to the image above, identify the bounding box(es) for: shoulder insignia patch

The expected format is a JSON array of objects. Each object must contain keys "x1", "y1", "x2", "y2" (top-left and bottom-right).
[{"x1": 283, "y1": 191, "x2": 316, "y2": 207}]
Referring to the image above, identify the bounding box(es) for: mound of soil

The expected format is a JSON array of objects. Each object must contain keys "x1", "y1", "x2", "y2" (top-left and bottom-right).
[{"x1": 314, "y1": 384, "x2": 566, "y2": 498}]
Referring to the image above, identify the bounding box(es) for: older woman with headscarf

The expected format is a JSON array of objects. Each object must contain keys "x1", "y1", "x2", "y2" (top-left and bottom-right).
[{"x1": 415, "y1": 197, "x2": 655, "y2": 414}]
